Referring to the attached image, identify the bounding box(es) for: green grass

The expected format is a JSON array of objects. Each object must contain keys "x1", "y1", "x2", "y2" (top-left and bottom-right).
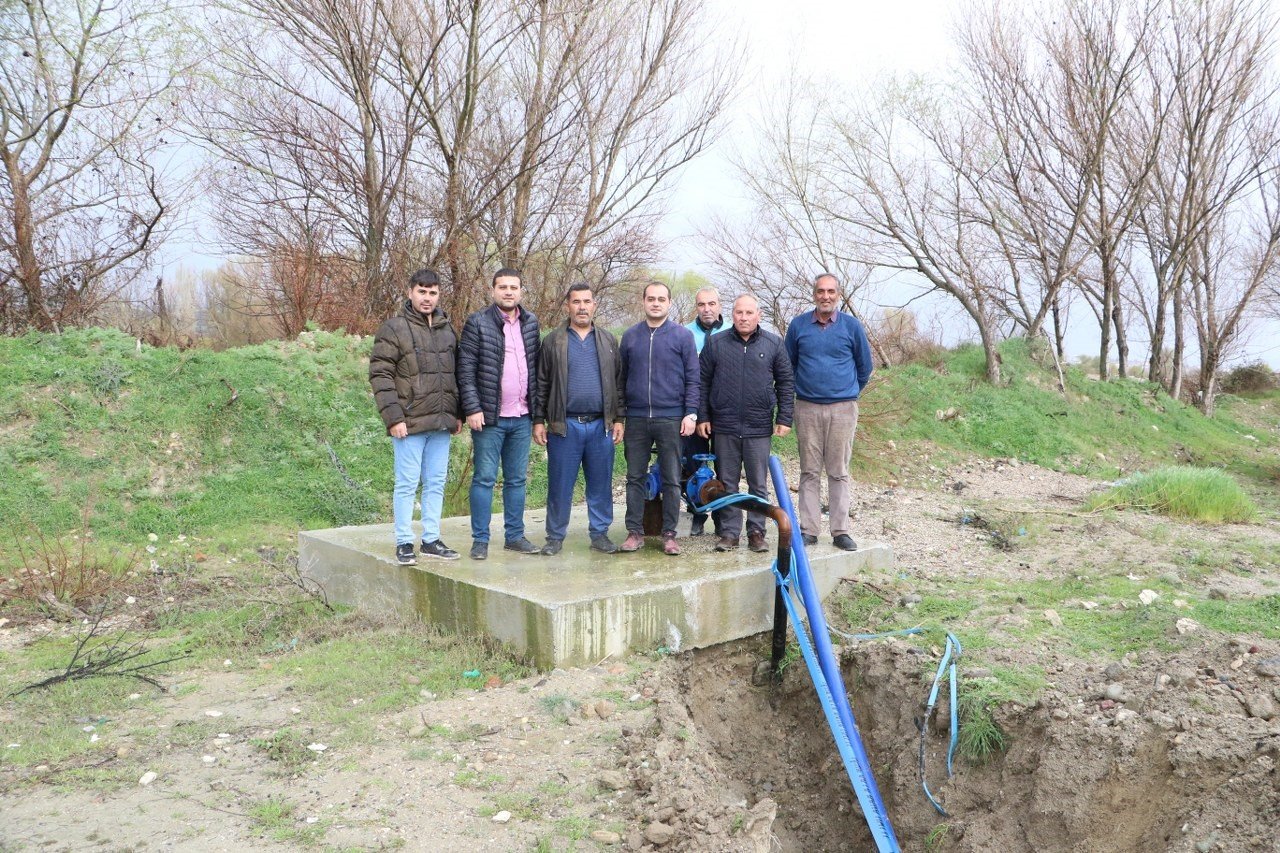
[
  {"x1": 248, "y1": 796, "x2": 327, "y2": 845},
  {"x1": 859, "y1": 337, "x2": 1276, "y2": 479},
  {"x1": 1086, "y1": 466, "x2": 1258, "y2": 523},
  {"x1": 0, "y1": 328, "x2": 473, "y2": 554}
]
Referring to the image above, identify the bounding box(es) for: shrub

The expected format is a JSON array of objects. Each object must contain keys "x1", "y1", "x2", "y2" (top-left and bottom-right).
[
  {"x1": 1086, "y1": 466, "x2": 1256, "y2": 523},
  {"x1": 1220, "y1": 361, "x2": 1279, "y2": 395}
]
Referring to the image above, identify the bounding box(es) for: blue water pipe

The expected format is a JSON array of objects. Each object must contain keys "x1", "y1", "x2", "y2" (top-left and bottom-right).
[{"x1": 694, "y1": 457, "x2": 902, "y2": 851}]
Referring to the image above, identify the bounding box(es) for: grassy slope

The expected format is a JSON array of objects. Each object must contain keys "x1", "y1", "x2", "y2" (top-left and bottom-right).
[{"x1": 859, "y1": 337, "x2": 1278, "y2": 487}]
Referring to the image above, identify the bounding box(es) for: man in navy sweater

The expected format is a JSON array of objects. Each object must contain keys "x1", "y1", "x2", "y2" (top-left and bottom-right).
[
  {"x1": 783, "y1": 274, "x2": 874, "y2": 550},
  {"x1": 618, "y1": 281, "x2": 700, "y2": 555}
]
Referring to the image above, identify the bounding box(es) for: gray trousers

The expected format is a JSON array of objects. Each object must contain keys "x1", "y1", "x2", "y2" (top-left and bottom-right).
[
  {"x1": 712, "y1": 433, "x2": 772, "y2": 538},
  {"x1": 794, "y1": 399, "x2": 859, "y2": 537}
]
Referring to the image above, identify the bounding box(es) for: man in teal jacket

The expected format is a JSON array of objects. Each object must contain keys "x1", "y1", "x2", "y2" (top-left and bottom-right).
[{"x1": 682, "y1": 286, "x2": 728, "y2": 535}]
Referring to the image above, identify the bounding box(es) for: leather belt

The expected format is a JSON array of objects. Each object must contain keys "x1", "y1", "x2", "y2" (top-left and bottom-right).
[{"x1": 568, "y1": 413, "x2": 602, "y2": 423}]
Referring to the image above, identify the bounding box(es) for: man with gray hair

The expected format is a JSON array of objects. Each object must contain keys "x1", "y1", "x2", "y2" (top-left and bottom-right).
[
  {"x1": 697, "y1": 294, "x2": 794, "y2": 552},
  {"x1": 783, "y1": 274, "x2": 873, "y2": 550}
]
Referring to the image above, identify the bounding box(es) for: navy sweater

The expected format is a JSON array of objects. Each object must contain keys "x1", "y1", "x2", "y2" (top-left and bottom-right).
[
  {"x1": 783, "y1": 311, "x2": 874, "y2": 403},
  {"x1": 619, "y1": 320, "x2": 699, "y2": 419}
]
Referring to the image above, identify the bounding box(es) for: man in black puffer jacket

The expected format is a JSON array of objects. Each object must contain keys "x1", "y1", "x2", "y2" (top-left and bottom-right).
[
  {"x1": 369, "y1": 269, "x2": 464, "y2": 565},
  {"x1": 697, "y1": 294, "x2": 794, "y2": 554},
  {"x1": 456, "y1": 268, "x2": 541, "y2": 560}
]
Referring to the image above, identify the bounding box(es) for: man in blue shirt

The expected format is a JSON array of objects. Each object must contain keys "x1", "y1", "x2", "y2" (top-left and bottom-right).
[{"x1": 783, "y1": 274, "x2": 874, "y2": 551}]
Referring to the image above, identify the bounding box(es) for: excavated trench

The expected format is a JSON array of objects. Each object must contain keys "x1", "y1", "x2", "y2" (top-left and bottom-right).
[{"x1": 677, "y1": 638, "x2": 1280, "y2": 853}]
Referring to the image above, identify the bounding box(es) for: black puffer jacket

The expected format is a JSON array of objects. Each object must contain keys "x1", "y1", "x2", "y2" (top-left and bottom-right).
[
  {"x1": 457, "y1": 304, "x2": 540, "y2": 426},
  {"x1": 369, "y1": 302, "x2": 460, "y2": 434},
  {"x1": 698, "y1": 326, "x2": 795, "y2": 438}
]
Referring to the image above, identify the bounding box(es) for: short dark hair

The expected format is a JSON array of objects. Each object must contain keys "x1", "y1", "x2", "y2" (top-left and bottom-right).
[
  {"x1": 564, "y1": 282, "x2": 593, "y2": 301},
  {"x1": 643, "y1": 280, "x2": 670, "y2": 300},
  {"x1": 408, "y1": 268, "x2": 440, "y2": 289},
  {"x1": 493, "y1": 267, "x2": 522, "y2": 287}
]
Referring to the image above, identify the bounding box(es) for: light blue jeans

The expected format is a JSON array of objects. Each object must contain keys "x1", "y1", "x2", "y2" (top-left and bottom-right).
[
  {"x1": 469, "y1": 415, "x2": 532, "y2": 543},
  {"x1": 392, "y1": 429, "x2": 453, "y2": 545}
]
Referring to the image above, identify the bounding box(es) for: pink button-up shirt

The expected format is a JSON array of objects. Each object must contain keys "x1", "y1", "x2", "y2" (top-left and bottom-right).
[{"x1": 499, "y1": 308, "x2": 529, "y2": 417}]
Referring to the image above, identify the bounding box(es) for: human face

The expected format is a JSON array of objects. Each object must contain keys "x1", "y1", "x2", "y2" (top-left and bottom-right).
[
  {"x1": 732, "y1": 297, "x2": 759, "y2": 337},
  {"x1": 407, "y1": 283, "x2": 440, "y2": 315},
  {"x1": 565, "y1": 288, "x2": 596, "y2": 330},
  {"x1": 814, "y1": 276, "x2": 840, "y2": 316},
  {"x1": 492, "y1": 275, "x2": 523, "y2": 312},
  {"x1": 643, "y1": 284, "x2": 670, "y2": 324},
  {"x1": 695, "y1": 289, "x2": 720, "y2": 325}
]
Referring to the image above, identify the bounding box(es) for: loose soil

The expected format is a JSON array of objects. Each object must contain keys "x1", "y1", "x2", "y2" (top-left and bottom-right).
[{"x1": 3, "y1": 459, "x2": 1279, "y2": 852}]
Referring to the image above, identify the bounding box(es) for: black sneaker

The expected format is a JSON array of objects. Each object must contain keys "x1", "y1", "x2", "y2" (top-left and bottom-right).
[
  {"x1": 832, "y1": 534, "x2": 858, "y2": 551},
  {"x1": 540, "y1": 539, "x2": 563, "y2": 556},
  {"x1": 395, "y1": 543, "x2": 416, "y2": 565},
  {"x1": 420, "y1": 540, "x2": 460, "y2": 560},
  {"x1": 470, "y1": 541, "x2": 488, "y2": 560},
  {"x1": 590, "y1": 535, "x2": 619, "y2": 554},
  {"x1": 504, "y1": 537, "x2": 539, "y2": 554},
  {"x1": 801, "y1": 534, "x2": 818, "y2": 546}
]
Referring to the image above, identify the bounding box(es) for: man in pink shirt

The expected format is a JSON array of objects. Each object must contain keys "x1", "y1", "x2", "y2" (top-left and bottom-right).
[{"x1": 457, "y1": 269, "x2": 542, "y2": 560}]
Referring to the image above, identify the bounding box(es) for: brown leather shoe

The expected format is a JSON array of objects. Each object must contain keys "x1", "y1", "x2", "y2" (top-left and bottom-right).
[
  {"x1": 747, "y1": 530, "x2": 768, "y2": 553},
  {"x1": 619, "y1": 531, "x2": 644, "y2": 552},
  {"x1": 662, "y1": 532, "x2": 680, "y2": 556},
  {"x1": 714, "y1": 535, "x2": 739, "y2": 552}
]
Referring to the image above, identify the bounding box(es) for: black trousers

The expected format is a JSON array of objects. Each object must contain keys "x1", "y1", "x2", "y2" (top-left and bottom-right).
[{"x1": 624, "y1": 416, "x2": 682, "y2": 535}]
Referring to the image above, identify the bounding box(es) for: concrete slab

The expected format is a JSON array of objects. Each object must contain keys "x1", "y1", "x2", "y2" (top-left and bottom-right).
[{"x1": 299, "y1": 505, "x2": 892, "y2": 669}]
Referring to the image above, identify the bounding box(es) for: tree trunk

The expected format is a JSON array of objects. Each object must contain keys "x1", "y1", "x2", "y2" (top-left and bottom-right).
[
  {"x1": 1199, "y1": 343, "x2": 1220, "y2": 416},
  {"x1": 3, "y1": 158, "x2": 53, "y2": 331},
  {"x1": 978, "y1": 318, "x2": 1002, "y2": 384},
  {"x1": 1112, "y1": 297, "x2": 1129, "y2": 378},
  {"x1": 1148, "y1": 284, "x2": 1167, "y2": 385},
  {"x1": 1052, "y1": 295, "x2": 1066, "y2": 361},
  {"x1": 1170, "y1": 284, "x2": 1185, "y2": 400},
  {"x1": 1098, "y1": 280, "x2": 1113, "y2": 381}
]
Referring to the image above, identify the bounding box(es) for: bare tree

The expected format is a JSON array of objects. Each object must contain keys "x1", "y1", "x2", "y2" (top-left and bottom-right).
[
  {"x1": 0, "y1": 0, "x2": 191, "y2": 332},
  {"x1": 1134, "y1": 0, "x2": 1278, "y2": 407},
  {"x1": 195, "y1": 0, "x2": 735, "y2": 331}
]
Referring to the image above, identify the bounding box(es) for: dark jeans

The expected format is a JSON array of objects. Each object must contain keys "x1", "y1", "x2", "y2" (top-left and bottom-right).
[
  {"x1": 469, "y1": 415, "x2": 532, "y2": 543},
  {"x1": 712, "y1": 433, "x2": 772, "y2": 538},
  {"x1": 624, "y1": 416, "x2": 682, "y2": 535},
  {"x1": 545, "y1": 418, "x2": 615, "y2": 541}
]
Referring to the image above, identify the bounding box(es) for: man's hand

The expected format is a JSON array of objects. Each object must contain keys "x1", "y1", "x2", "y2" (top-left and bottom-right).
[
  {"x1": 533, "y1": 423, "x2": 548, "y2": 446},
  {"x1": 389, "y1": 422, "x2": 408, "y2": 439},
  {"x1": 611, "y1": 422, "x2": 625, "y2": 444},
  {"x1": 697, "y1": 421, "x2": 712, "y2": 439},
  {"x1": 466, "y1": 413, "x2": 485, "y2": 431},
  {"x1": 774, "y1": 424, "x2": 791, "y2": 437},
  {"x1": 680, "y1": 414, "x2": 696, "y2": 437},
  {"x1": 453, "y1": 419, "x2": 464, "y2": 435}
]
